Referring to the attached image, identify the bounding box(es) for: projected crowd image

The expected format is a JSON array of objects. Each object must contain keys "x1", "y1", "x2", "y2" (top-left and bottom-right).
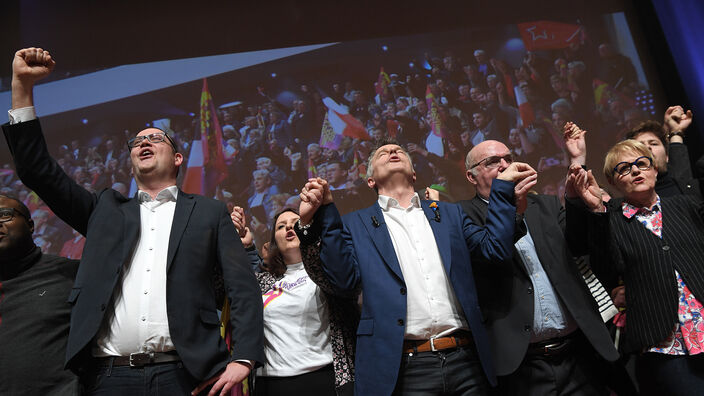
[{"x1": 0, "y1": 14, "x2": 659, "y2": 255}]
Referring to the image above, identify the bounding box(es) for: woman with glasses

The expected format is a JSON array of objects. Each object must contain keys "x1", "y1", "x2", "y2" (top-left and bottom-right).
[
  {"x1": 566, "y1": 139, "x2": 704, "y2": 395},
  {"x1": 231, "y1": 206, "x2": 358, "y2": 396}
]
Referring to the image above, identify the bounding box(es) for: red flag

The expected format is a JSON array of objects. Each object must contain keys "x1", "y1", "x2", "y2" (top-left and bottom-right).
[
  {"x1": 376, "y1": 67, "x2": 391, "y2": 97},
  {"x1": 199, "y1": 78, "x2": 227, "y2": 195},
  {"x1": 425, "y1": 85, "x2": 448, "y2": 138},
  {"x1": 321, "y1": 97, "x2": 370, "y2": 141},
  {"x1": 517, "y1": 21, "x2": 583, "y2": 51},
  {"x1": 514, "y1": 85, "x2": 536, "y2": 127}
]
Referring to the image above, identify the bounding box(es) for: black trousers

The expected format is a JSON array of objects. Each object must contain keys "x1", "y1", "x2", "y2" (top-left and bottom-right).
[
  {"x1": 496, "y1": 334, "x2": 609, "y2": 396},
  {"x1": 81, "y1": 361, "x2": 201, "y2": 396},
  {"x1": 255, "y1": 364, "x2": 338, "y2": 396},
  {"x1": 393, "y1": 344, "x2": 489, "y2": 395},
  {"x1": 636, "y1": 353, "x2": 704, "y2": 396}
]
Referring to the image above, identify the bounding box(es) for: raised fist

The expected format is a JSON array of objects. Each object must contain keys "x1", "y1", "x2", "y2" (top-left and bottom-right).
[{"x1": 13, "y1": 47, "x2": 55, "y2": 85}]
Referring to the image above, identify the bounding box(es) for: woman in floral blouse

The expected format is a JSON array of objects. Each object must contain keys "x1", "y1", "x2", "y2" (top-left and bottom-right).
[
  {"x1": 232, "y1": 207, "x2": 358, "y2": 396},
  {"x1": 566, "y1": 139, "x2": 704, "y2": 395}
]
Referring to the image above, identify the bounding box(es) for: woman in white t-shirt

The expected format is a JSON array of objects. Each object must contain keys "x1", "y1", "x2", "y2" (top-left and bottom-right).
[{"x1": 233, "y1": 207, "x2": 358, "y2": 396}]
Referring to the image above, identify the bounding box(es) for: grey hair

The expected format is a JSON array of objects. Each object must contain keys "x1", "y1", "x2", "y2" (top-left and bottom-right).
[
  {"x1": 366, "y1": 141, "x2": 415, "y2": 181},
  {"x1": 465, "y1": 150, "x2": 478, "y2": 175}
]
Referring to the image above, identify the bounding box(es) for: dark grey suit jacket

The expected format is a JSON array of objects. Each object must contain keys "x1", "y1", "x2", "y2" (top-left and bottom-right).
[
  {"x1": 460, "y1": 193, "x2": 618, "y2": 376},
  {"x1": 3, "y1": 119, "x2": 264, "y2": 380}
]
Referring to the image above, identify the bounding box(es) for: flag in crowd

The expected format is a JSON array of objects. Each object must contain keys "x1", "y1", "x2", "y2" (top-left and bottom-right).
[
  {"x1": 593, "y1": 78, "x2": 636, "y2": 109},
  {"x1": 517, "y1": 20, "x2": 585, "y2": 51},
  {"x1": 183, "y1": 78, "x2": 228, "y2": 196},
  {"x1": 425, "y1": 85, "x2": 447, "y2": 138},
  {"x1": 376, "y1": 67, "x2": 391, "y2": 98},
  {"x1": 318, "y1": 96, "x2": 370, "y2": 151},
  {"x1": 514, "y1": 85, "x2": 536, "y2": 127}
]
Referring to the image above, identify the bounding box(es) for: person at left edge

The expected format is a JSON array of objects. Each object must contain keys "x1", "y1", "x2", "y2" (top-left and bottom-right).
[
  {"x1": 2, "y1": 48, "x2": 264, "y2": 396},
  {"x1": 0, "y1": 195, "x2": 80, "y2": 395}
]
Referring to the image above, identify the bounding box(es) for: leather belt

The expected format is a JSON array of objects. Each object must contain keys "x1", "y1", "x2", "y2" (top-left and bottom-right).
[
  {"x1": 403, "y1": 333, "x2": 472, "y2": 354},
  {"x1": 97, "y1": 351, "x2": 181, "y2": 367},
  {"x1": 527, "y1": 333, "x2": 578, "y2": 357}
]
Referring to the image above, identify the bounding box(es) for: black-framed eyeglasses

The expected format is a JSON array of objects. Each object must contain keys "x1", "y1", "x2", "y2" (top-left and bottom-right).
[
  {"x1": 127, "y1": 132, "x2": 177, "y2": 152},
  {"x1": 470, "y1": 153, "x2": 513, "y2": 169},
  {"x1": 0, "y1": 207, "x2": 28, "y2": 223},
  {"x1": 613, "y1": 156, "x2": 653, "y2": 176}
]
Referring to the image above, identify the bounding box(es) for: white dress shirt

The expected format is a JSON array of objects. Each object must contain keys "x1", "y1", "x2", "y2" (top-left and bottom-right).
[
  {"x1": 378, "y1": 194, "x2": 467, "y2": 340},
  {"x1": 93, "y1": 186, "x2": 178, "y2": 356}
]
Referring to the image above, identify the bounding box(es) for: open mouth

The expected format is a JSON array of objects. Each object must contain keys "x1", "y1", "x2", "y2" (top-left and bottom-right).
[
  {"x1": 285, "y1": 230, "x2": 297, "y2": 241},
  {"x1": 139, "y1": 148, "x2": 154, "y2": 160},
  {"x1": 632, "y1": 176, "x2": 645, "y2": 184}
]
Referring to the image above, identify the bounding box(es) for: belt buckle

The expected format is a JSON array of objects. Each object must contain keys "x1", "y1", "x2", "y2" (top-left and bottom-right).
[
  {"x1": 542, "y1": 342, "x2": 560, "y2": 355},
  {"x1": 129, "y1": 352, "x2": 154, "y2": 367},
  {"x1": 430, "y1": 338, "x2": 437, "y2": 352}
]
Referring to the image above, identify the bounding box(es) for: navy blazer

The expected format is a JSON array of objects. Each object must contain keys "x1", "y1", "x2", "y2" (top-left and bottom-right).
[
  {"x1": 308, "y1": 179, "x2": 518, "y2": 396},
  {"x1": 3, "y1": 119, "x2": 264, "y2": 380}
]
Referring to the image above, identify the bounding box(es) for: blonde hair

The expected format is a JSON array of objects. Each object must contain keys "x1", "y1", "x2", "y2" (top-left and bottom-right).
[{"x1": 603, "y1": 139, "x2": 654, "y2": 183}]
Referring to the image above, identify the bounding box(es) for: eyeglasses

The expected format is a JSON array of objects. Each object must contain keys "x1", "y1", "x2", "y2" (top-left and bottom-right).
[
  {"x1": 127, "y1": 132, "x2": 177, "y2": 152},
  {"x1": 613, "y1": 156, "x2": 653, "y2": 176},
  {"x1": 0, "y1": 207, "x2": 28, "y2": 223},
  {"x1": 470, "y1": 153, "x2": 513, "y2": 169}
]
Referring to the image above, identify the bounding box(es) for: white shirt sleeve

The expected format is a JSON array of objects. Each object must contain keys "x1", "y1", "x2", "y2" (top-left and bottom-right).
[{"x1": 8, "y1": 106, "x2": 37, "y2": 124}]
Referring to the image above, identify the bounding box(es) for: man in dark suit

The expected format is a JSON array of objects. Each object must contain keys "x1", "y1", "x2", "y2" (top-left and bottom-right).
[
  {"x1": 459, "y1": 140, "x2": 619, "y2": 395},
  {"x1": 3, "y1": 47, "x2": 263, "y2": 395},
  {"x1": 295, "y1": 139, "x2": 536, "y2": 395}
]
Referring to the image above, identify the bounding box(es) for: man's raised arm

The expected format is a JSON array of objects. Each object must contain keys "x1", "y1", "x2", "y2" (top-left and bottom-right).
[{"x1": 11, "y1": 47, "x2": 55, "y2": 111}]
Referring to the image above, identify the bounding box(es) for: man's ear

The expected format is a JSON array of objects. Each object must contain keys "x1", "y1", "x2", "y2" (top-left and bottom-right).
[
  {"x1": 27, "y1": 218, "x2": 34, "y2": 234},
  {"x1": 466, "y1": 170, "x2": 477, "y2": 185},
  {"x1": 367, "y1": 177, "x2": 376, "y2": 190},
  {"x1": 174, "y1": 153, "x2": 184, "y2": 167}
]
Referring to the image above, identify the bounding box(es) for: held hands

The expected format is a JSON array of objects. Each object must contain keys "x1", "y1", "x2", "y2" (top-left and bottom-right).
[
  {"x1": 664, "y1": 105, "x2": 693, "y2": 135},
  {"x1": 563, "y1": 122, "x2": 587, "y2": 165},
  {"x1": 497, "y1": 162, "x2": 537, "y2": 215},
  {"x1": 565, "y1": 164, "x2": 603, "y2": 212},
  {"x1": 191, "y1": 361, "x2": 251, "y2": 396},
  {"x1": 230, "y1": 206, "x2": 253, "y2": 248},
  {"x1": 298, "y1": 178, "x2": 333, "y2": 226},
  {"x1": 424, "y1": 187, "x2": 440, "y2": 201},
  {"x1": 496, "y1": 162, "x2": 537, "y2": 184}
]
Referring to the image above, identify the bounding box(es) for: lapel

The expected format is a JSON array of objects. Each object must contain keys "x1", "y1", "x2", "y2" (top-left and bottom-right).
[
  {"x1": 421, "y1": 200, "x2": 452, "y2": 275},
  {"x1": 359, "y1": 204, "x2": 404, "y2": 281},
  {"x1": 120, "y1": 197, "x2": 141, "y2": 264},
  {"x1": 166, "y1": 190, "x2": 196, "y2": 271}
]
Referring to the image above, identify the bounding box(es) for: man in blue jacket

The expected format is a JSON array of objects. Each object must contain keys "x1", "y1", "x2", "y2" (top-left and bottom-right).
[{"x1": 296, "y1": 139, "x2": 536, "y2": 395}]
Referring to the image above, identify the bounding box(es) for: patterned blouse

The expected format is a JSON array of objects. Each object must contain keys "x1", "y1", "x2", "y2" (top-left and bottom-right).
[
  {"x1": 255, "y1": 241, "x2": 359, "y2": 391},
  {"x1": 621, "y1": 197, "x2": 704, "y2": 355}
]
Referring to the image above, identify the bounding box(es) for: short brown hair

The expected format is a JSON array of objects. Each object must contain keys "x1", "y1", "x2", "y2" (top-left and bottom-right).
[
  {"x1": 603, "y1": 140, "x2": 654, "y2": 183},
  {"x1": 625, "y1": 120, "x2": 667, "y2": 148}
]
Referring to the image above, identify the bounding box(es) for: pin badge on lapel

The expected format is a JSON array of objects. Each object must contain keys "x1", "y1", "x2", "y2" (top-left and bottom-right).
[
  {"x1": 429, "y1": 202, "x2": 441, "y2": 222},
  {"x1": 371, "y1": 216, "x2": 380, "y2": 228}
]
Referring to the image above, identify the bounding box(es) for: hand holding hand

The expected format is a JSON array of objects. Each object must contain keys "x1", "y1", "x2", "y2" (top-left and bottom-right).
[
  {"x1": 563, "y1": 122, "x2": 587, "y2": 164},
  {"x1": 565, "y1": 164, "x2": 603, "y2": 211},
  {"x1": 514, "y1": 173, "x2": 538, "y2": 214},
  {"x1": 496, "y1": 162, "x2": 537, "y2": 184},
  {"x1": 299, "y1": 178, "x2": 332, "y2": 225},
  {"x1": 424, "y1": 187, "x2": 440, "y2": 201},
  {"x1": 191, "y1": 361, "x2": 251, "y2": 396},
  {"x1": 664, "y1": 105, "x2": 693, "y2": 134}
]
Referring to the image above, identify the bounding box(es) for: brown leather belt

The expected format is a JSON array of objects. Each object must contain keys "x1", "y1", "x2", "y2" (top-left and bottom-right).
[
  {"x1": 97, "y1": 351, "x2": 181, "y2": 367},
  {"x1": 403, "y1": 333, "x2": 472, "y2": 354}
]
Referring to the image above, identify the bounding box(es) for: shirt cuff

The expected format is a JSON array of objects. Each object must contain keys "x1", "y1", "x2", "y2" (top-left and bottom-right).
[
  {"x1": 8, "y1": 106, "x2": 37, "y2": 124},
  {"x1": 234, "y1": 359, "x2": 254, "y2": 369}
]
